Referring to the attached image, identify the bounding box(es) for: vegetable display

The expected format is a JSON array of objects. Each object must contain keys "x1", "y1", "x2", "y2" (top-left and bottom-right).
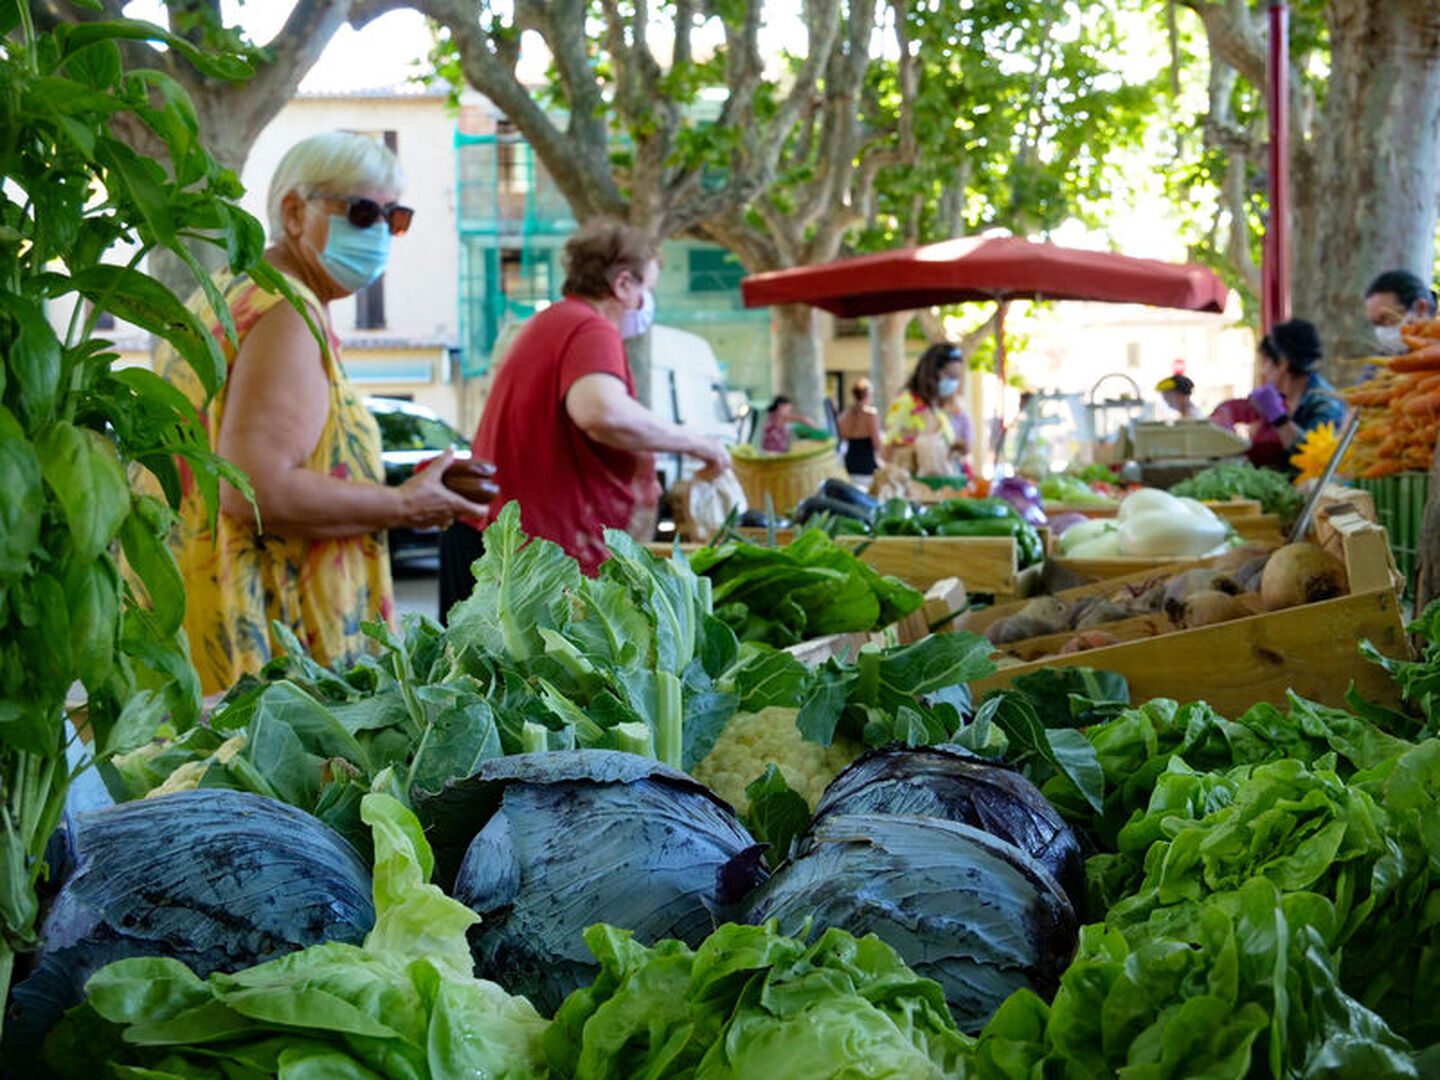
[
  {"x1": 789, "y1": 479, "x2": 1046, "y2": 568},
  {"x1": 1341, "y1": 318, "x2": 1440, "y2": 478},
  {"x1": 690, "y1": 529, "x2": 923, "y2": 647},
  {"x1": 421, "y1": 750, "x2": 767, "y2": 1013},
  {"x1": 5, "y1": 789, "x2": 375, "y2": 1065},
  {"x1": 1056, "y1": 486, "x2": 1233, "y2": 559},
  {"x1": 1039, "y1": 472, "x2": 1116, "y2": 507}
]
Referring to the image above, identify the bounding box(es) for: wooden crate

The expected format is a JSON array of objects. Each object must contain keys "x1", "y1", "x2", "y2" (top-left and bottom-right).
[
  {"x1": 970, "y1": 586, "x2": 1408, "y2": 713},
  {"x1": 650, "y1": 536, "x2": 1021, "y2": 596},
  {"x1": 963, "y1": 532, "x2": 1412, "y2": 713}
]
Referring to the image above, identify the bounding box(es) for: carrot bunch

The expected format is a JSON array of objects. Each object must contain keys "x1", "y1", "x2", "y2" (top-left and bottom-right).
[{"x1": 1341, "y1": 349, "x2": 1440, "y2": 477}]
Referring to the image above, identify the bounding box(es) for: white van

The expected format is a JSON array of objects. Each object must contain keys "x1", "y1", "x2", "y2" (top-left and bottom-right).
[
  {"x1": 489, "y1": 319, "x2": 741, "y2": 489},
  {"x1": 646, "y1": 324, "x2": 741, "y2": 487}
]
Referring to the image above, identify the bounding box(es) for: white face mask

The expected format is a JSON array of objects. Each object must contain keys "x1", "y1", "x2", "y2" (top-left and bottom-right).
[
  {"x1": 620, "y1": 289, "x2": 655, "y2": 340},
  {"x1": 1374, "y1": 323, "x2": 1407, "y2": 354}
]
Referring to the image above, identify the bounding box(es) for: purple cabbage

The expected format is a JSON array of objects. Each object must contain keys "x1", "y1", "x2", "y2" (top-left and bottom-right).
[
  {"x1": 426, "y1": 750, "x2": 766, "y2": 1013},
  {"x1": 1046, "y1": 511, "x2": 1091, "y2": 539},
  {"x1": 994, "y1": 475, "x2": 1048, "y2": 526},
  {"x1": 5, "y1": 790, "x2": 373, "y2": 1068},
  {"x1": 809, "y1": 744, "x2": 1085, "y2": 912},
  {"x1": 746, "y1": 813, "x2": 1078, "y2": 1032}
]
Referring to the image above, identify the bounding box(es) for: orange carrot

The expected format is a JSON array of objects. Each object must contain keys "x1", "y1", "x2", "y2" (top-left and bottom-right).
[
  {"x1": 1388, "y1": 343, "x2": 1440, "y2": 372},
  {"x1": 1362, "y1": 461, "x2": 1407, "y2": 478},
  {"x1": 1402, "y1": 393, "x2": 1440, "y2": 416}
]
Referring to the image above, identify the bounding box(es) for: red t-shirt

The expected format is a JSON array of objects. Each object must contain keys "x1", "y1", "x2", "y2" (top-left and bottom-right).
[{"x1": 471, "y1": 298, "x2": 653, "y2": 575}]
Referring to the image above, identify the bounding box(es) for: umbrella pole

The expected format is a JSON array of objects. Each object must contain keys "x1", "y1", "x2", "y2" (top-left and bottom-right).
[
  {"x1": 1264, "y1": 0, "x2": 1291, "y2": 331},
  {"x1": 995, "y1": 301, "x2": 1007, "y2": 388}
]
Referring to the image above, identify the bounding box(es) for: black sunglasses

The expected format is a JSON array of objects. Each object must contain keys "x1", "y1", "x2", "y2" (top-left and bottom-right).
[{"x1": 313, "y1": 193, "x2": 414, "y2": 236}]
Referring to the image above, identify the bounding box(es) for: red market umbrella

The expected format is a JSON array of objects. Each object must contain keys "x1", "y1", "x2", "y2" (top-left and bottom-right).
[
  {"x1": 739, "y1": 234, "x2": 1229, "y2": 386},
  {"x1": 743, "y1": 234, "x2": 1226, "y2": 457},
  {"x1": 740, "y1": 234, "x2": 1227, "y2": 318}
]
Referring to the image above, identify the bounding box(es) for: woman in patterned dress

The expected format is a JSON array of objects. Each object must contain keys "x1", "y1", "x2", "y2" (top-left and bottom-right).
[
  {"x1": 883, "y1": 343, "x2": 968, "y2": 472},
  {"x1": 150, "y1": 132, "x2": 492, "y2": 693}
]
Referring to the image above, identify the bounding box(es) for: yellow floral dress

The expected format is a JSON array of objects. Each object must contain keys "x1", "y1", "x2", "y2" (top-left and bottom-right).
[
  {"x1": 146, "y1": 270, "x2": 394, "y2": 694},
  {"x1": 883, "y1": 390, "x2": 955, "y2": 448}
]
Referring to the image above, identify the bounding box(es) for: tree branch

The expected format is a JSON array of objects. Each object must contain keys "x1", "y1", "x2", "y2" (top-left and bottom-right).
[
  {"x1": 370, "y1": 0, "x2": 625, "y2": 220},
  {"x1": 1178, "y1": 0, "x2": 1265, "y2": 86}
]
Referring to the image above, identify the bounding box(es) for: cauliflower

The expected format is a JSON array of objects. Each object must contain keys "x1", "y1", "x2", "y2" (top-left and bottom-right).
[{"x1": 690, "y1": 706, "x2": 863, "y2": 814}]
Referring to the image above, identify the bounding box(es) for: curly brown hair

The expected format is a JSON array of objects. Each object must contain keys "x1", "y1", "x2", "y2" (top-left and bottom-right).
[{"x1": 561, "y1": 219, "x2": 660, "y2": 300}]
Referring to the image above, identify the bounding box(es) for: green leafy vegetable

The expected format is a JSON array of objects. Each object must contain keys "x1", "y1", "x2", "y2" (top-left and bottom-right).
[
  {"x1": 542, "y1": 920, "x2": 973, "y2": 1079},
  {"x1": 1170, "y1": 461, "x2": 1305, "y2": 523}
]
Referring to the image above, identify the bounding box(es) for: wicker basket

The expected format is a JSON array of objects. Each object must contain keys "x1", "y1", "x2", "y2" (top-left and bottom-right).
[{"x1": 730, "y1": 439, "x2": 849, "y2": 514}]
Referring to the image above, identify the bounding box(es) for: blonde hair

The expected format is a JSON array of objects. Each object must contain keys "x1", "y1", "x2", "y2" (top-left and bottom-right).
[{"x1": 266, "y1": 132, "x2": 405, "y2": 239}]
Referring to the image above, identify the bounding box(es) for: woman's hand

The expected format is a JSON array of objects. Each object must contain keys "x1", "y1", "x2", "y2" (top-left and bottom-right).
[{"x1": 397, "y1": 450, "x2": 494, "y2": 529}]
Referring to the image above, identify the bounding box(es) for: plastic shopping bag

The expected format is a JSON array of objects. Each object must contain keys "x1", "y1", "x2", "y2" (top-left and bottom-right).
[{"x1": 687, "y1": 469, "x2": 748, "y2": 540}]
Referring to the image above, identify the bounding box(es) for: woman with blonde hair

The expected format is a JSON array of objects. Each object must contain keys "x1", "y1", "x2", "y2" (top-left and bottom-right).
[{"x1": 149, "y1": 130, "x2": 494, "y2": 692}]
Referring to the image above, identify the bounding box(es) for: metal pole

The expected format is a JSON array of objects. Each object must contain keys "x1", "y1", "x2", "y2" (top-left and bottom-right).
[{"x1": 1266, "y1": 1, "x2": 1291, "y2": 331}]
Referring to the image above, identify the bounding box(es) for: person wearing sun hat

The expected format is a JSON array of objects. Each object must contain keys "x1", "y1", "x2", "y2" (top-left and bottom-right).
[{"x1": 1155, "y1": 372, "x2": 1198, "y2": 418}]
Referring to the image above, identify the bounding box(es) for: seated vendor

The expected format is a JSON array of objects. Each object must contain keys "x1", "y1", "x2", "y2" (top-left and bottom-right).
[
  {"x1": 1246, "y1": 318, "x2": 1347, "y2": 468},
  {"x1": 1155, "y1": 373, "x2": 1198, "y2": 419}
]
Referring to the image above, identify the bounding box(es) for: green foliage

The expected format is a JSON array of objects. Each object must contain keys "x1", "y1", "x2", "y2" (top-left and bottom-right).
[
  {"x1": 0, "y1": 7, "x2": 273, "y2": 1024},
  {"x1": 854, "y1": 0, "x2": 1164, "y2": 255}
]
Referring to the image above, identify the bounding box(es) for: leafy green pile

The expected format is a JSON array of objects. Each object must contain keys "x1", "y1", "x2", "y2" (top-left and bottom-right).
[
  {"x1": 976, "y1": 879, "x2": 1414, "y2": 1079},
  {"x1": 1170, "y1": 461, "x2": 1305, "y2": 523},
  {"x1": 46, "y1": 793, "x2": 549, "y2": 1079},
  {"x1": 951, "y1": 662, "x2": 1440, "y2": 1073},
  {"x1": 542, "y1": 921, "x2": 973, "y2": 1079},
  {"x1": 105, "y1": 504, "x2": 996, "y2": 860},
  {"x1": 690, "y1": 530, "x2": 923, "y2": 647}
]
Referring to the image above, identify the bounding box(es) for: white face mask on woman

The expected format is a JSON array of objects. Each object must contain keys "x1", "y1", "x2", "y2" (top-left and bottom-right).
[
  {"x1": 620, "y1": 289, "x2": 656, "y2": 340},
  {"x1": 1374, "y1": 323, "x2": 1407, "y2": 355}
]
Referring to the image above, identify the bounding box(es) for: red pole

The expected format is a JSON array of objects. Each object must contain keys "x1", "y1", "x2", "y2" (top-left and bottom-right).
[{"x1": 1265, "y1": 1, "x2": 1291, "y2": 331}]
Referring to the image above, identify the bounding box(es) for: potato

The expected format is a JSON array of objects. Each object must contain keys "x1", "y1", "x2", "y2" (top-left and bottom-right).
[
  {"x1": 1181, "y1": 589, "x2": 1248, "y2": 628},
  {"x1": 1162, "y1": 569, "x2": 1241, "y2": 624},
  {"x1": 1059, "y1": 629, "x2": 1121, "y2": 654}
]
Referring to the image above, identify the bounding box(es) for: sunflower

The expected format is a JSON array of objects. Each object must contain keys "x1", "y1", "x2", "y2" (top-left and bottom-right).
[{"x1": 1289, "y1": 421, "x2": 1341, "y2": 485}]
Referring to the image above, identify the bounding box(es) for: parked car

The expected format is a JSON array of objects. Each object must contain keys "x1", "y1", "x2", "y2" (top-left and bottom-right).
[{"x1": 365, "y1": 396, "x2": 471, "y2": 565}]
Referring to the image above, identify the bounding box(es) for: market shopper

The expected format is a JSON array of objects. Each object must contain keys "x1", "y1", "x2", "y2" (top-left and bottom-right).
[
  {"x1": 1247, "y1": 318, "x2": 1347, "y2": 454},
  {"x1": 1155, "y1": 373, "x2": 1199, "y2": 418},
  {"x1": 885, "y1": 343, "x2": 968, "y2": 474},
  {"x1": 760, "y1": 394, "x2": 819, "y2": 453},
  {"x1": 443, "y1": 219, "x2": 731, "y2": 608},
  {"x1": 145, "y1": 131, "x2": 494, "y2": 694},
  {"x1": 837, "y1": 378, "x2": 885, "y2": 476},
  {"x1": 1364, "y1": 269, "x2": 1438, "y2": 353}
]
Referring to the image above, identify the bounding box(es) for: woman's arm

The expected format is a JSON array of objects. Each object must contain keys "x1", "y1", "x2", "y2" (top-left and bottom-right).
[
  {"x1": 566, "y1": 371, "x2": 731, "y2": 471},
  {"x1": 217, "y1": 302, "x2": 485, "y2": 539}
]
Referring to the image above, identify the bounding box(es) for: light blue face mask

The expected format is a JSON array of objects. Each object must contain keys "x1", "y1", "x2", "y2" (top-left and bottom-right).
[
  {"x1": 937, "y1": 376, "x2": 961, "y2": 400},
  {"x1": 621, "y1": 288, "x2": 656, "y2": 340},
  {"x1": 321, "y1": 215, "x2": 391, "y2": 292}
]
